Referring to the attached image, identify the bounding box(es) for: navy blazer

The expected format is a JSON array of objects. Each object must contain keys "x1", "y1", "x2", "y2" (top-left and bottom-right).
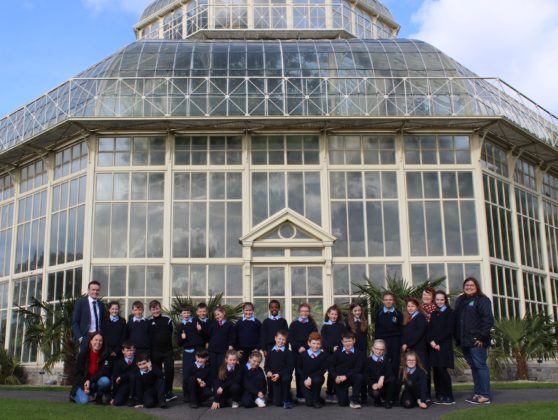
[{"x1": 72, "y1": 297, "x2": 106, "y2": 342}]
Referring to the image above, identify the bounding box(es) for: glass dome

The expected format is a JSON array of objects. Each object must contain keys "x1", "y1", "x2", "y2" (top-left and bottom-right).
[{"x1": 134, "y1": 0, "x2": 400, "y2": 40}]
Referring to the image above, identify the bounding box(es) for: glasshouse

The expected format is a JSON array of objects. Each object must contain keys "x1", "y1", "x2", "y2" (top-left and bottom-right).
[{"x1": 0, "y1": 0, "x2": 557, "y2": 367}]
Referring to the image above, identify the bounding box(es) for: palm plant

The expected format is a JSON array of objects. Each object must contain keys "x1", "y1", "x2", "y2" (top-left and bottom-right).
[
  {"x1": 493, "y1": 313, "x2": 558, "y2": 380},
  {"x1": 16, "y1": 296, "x2": 81, "y2": 385},
  {"x1": 0, "y1": 347, "x2": 23, "y2": 385},
  {"x1": 354, "y1": 273, "x2": 447, "y2": 324},
  {"x1": 166, "y1": 293, "x2": 243, "y2": 325}
]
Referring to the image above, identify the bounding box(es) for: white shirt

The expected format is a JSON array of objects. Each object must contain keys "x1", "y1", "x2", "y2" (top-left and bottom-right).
[{"x1": 88, "y1": 296, "x2": 100, "y2": 333}]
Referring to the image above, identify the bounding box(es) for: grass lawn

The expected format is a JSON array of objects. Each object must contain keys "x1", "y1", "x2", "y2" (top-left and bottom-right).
[
  {"x1": 441, "y1": 401, "x2": 558, "y2": 420},
  {"x1": 0, "y1": 398, "x2": 156, "y2": 420}
]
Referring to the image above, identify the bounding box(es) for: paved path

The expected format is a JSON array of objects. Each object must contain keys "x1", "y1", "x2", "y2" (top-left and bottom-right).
[{"x1": 1, "y1": 388, "x2": 556, "y2": 419}]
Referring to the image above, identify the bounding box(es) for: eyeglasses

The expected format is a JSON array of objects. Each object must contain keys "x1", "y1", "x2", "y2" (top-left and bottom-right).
[{"x1": 372, "y1": 347, "x2": 385, "y2": 351}]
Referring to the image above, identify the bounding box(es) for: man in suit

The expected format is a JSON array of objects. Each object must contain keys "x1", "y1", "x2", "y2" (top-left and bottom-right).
[{"x1": 72, "y1": 280, "x2": 106, "y2": 352}]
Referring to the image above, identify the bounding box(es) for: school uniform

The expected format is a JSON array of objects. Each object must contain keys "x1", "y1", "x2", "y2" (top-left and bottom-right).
[
  {"x1": 297, "y1": 349, "x2": 328, "y2": 406},
  {"x1": 131, "y1": 366, "x2": 166, "y2": 408},
  {"x1": 186, "y1": 361, "x2": 212, "y2": 407},
  {"x1": 148, "y1": 315, "x2": 175, "y2": 396},
  {"x1": 374, "y1": 307, "x2": 403, "y2": 375},
  {"x1": 235, "y1": 316, "x2": 262, "y2": 365},
  {"x1": 401, "y1": 311, "x2": 428, "y2": 370},
  {"x1": 101, "y1": 316, "x2": 127, "y2": 360},
  {"x1": 208, "y1": 319, "x2": 236, "y2": 385},
  {"x1": 365, "y1": 354, "x2": 397, "y2": 406},
  {"x1": 321, "y1": 320, "x2": 346, "y2": 397},
  {"x1": 213, "y1": 364, "x2": 243, "y2": 406},
  {"x1": 428, "y1": 306, "x2": 455, "y2": 401},
  {"x1": 111, "y1": 355, "x2": 138, "y2": 406},
  {"x1": 288, "y1": 317, "x2": 318, "y2": 399},
  {"x1": 126, "y1": 316, "x2": 150, "y2": 356},
  {"x1": 241, "y1": 363, "x2": 267, "y2": 408},
  {"x1": 347, "y1": 318, "x2": 369, "y2": 353},
  {"x1": 329, "y1": 347, "x2": 365, "y2": 406},
  {"x1": 399, "y1": 367, "x2": 428, "y2": 408},
  {"x1": 177, "y1": 317, "x2": 205, "y2": 401},
  {"x1": 260, "y1": 315, "x2": 289, "y2": 353},
  {"x1": 194, "y1": 316, "x2": 211, "y2": 346},
  {"x1": 264, "y1": 345, "x2": 294, "y2": 406}
]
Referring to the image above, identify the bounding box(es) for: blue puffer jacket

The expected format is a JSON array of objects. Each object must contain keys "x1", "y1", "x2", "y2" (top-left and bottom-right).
[{"x1": 454, "y1": 294, "x2": 494, "y2": 348}]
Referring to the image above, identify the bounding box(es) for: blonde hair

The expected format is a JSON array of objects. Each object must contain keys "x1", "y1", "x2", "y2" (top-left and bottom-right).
[{"x1": 401, "y1": 351, "x2": 426, "y2": 379}]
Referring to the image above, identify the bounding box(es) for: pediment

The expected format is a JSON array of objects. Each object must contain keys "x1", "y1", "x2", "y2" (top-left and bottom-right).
[{"x1": 240, "y1": 208, "x2": 336, "y2": 246}]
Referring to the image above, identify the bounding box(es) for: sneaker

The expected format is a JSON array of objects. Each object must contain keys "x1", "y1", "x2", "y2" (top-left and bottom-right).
[
  {"x1": 255, "y1": 397, "x2": 266, "y2": 408},
  {"x1": 165, "y1": 393, "x2": 178, "y2": 402},
  {"x1": 349, "y1": 401, "x2": 362, "y2": 409},
  {"x1": 433, "y1": 398, "x2": 445, "y2": 405},
  {"x1": 465, "y1": 394, "x2": 479, "y2": 404},
  {"x1": 470, "y1": 396, "x2": 491, "y2": 405},
  {"x1": 443, "y1": 398, "x2": 456, "y2": 405},
  {"x1": 283, "y1": 401, "x2": 294, "y2": 409},
  {"x1": 331, "y1": 395, "x2": 338, "y2": 404},
  {"x1": 232, "y1": 401, "x2": 240, "y2": 408},
  {"x1": 325, "y1": 395, "x2": 335, "y2": 404},
  {"x1": 296, "y1": 397, "x2": 306, "y2": 404}
]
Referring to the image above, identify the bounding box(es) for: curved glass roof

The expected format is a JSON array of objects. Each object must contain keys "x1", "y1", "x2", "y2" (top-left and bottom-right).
[
  {"x1": 1, "y1": 39, "x2": 557, "y2": 154},
  {"x1": 140, "y1": 0, "x2": 179, "y2": 21}
]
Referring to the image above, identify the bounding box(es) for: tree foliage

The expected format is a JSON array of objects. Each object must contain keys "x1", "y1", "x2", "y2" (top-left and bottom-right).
[{"x1": 0, "y1": 347, "x2": 23, "y2": 385}]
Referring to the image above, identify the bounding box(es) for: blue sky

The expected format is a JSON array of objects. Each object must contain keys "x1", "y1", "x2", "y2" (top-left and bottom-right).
[{"x1": 1, "y1": 0, "x2": 557, "y2": 117}]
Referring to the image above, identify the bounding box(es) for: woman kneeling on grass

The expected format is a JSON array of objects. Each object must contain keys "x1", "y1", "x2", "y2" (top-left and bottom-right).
[{"x1": 70, "y1": 332, "x2": 111, "y2": 404}]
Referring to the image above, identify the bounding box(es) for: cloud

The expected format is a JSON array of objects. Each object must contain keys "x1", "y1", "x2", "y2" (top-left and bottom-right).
[
  {"x1": 410, "y1": 0, "x2": 558, "y2": 115},
  {"x1": 83, "y1": 0, "x2": 153, "y2": 15}
]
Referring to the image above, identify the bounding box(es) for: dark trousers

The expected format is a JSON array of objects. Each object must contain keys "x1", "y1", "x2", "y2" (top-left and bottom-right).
[
  {"x1": 133, "y1": 378, "x2": 166, "y2": 408},
  {"x1": 151, "y1": 349, "x2": 174, "y2": 395},
  {"x1": 433, "y1": 367, "x2": 454, "y2": 399},
  {"x1": 268, "y1": 376, "x2": 292, "y2": 406},
  {"x1": 187, "y1": 376, "x2": 212, "y2": 405},
  {"x1": 368, "y1": 379, "x2": 397, "y2": 403},
  {"x1": 209, "y1": 351, "x2": 226, "y2": 387},
  {"x1": 214, "y1": 383, "x2": 242, "y2": 405},
  {"x1": 324, "y1": 351, "x2": 335, "y2": 395},
  {"x1": 383, "y1": 337, "x2": 402, "y2": 376},
  {"x1": 182, "y1": 350, "x2": 196, "y2": 399},
  {"x1": 241, "y1": 390, "x2": 264, "y2": 408},
  {"x1": 301, "y1": 374, "x2": 324, "y2": 406},
  {"x1": 292, "y1": 351, "x2": 304, "y2": 398},
  {"x1": 112, "y1": 382, "x2": 132, "y2": 406},
  {"x1": 400, "y1": 379, "x2": 421, "y2": 409},
  {"x1": 335, "y1": 373, "x2": 363, "y2": 405}
]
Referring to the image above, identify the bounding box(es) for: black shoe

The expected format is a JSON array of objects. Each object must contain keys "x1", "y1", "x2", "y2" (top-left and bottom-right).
[
  {"x1": 313, "y1": 402, "x2": 323, "y2": 409},
  {"x1": 160, "y1": 402, "x2": 168, "y2": 409},
  {"x1": 374, "y1": 399, "x2": 382, "y2": 407},
  {"x1": 384, "y1": 401, "x2": 393, "y2": 409},
  {"x1": 127, "y1": 398, "x2": 136, "y2": 407}
]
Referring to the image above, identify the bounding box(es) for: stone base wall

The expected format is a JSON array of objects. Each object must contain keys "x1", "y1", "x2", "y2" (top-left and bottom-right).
[{"x1": 19, "y1": 360, "x2": 558, "y2": 386}]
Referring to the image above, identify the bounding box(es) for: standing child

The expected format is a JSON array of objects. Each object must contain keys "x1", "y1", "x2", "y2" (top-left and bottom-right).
[
  {"x1": 126, "y1": 301, "x2": 150, "y2": 357},
  {"x1": 398, "y1": 352, "x2": 428, "y2": 409},
  {"x1": 264, "y1": 330, "x2": 294, "y2": 408},
  {"x1": 208, "y1": 306, "x2": 236, "y2": 386},
  {"x1": 110, "y1": 341, "x2": 137, "y2": 406},
  {"x1": 194, "y1": 302, "x2": 210, "y2": 348},
  {"x1": 148, "y1": 300, "x2": 176, "y2": 402},
  {"x1": 321, "y1": 305, "x2": 346, "y2": 403},
  {"x1": 329, "y1": 332, "x2": 364, "y2": 409},
  {"x1": 177, "y1": 305, "x2": 205, "y2": 403},
  {"x1": 297, "y1": 332, "x2": 328, "y2": 408},
  {"x1": 241, "y1": 351, "x2": 267, "y2": 408},
  {"x1": 186, "y1": 350, "x2": 212, "y2": 409},
  {"x1": 260, "y1": 300, "x2": 289, "y2": 355},
  {"x1": 211, "y1": 349, "x2": 243, "y2": 410},
  {"x1": 288, "y1": 302, "x2": 318, "y2": 402},
  {"x1": 131, "y1": 354, "x2": 167, "y2": 409},
  {"x1": 401, "y1": 298, "x2": 428, "y2": 376},
  {"x1": 235, "y1": 302, "x2": 262, "y2": 366},
  {"x1": 374, "y1": 292, "x2": 403, "y2": 375},
  {"x1": 346, "y1": 302, "x2": 369, "y2": 403},
  {"x1": 429, "y1": 291, "x2": 456, "y2": 405},
  {"x1": 102, "y1": 301, "x2": 127, "y2": 363},
  {"x1": 366, "y1": 339, "x2": 397, "y2": 409}
]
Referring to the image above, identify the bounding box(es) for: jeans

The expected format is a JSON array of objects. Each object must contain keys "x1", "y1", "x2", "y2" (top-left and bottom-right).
[
  {"x1": 75, "y1": 376, "x2": 111, "y2": 404},
  {"x1": 462, "y1": 346, "x2": 491, "y2": 398}
]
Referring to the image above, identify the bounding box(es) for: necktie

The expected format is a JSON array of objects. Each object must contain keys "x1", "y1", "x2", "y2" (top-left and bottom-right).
[
  {"x1": 346, "y1": 350, "x2": 351, "y2": 355},
  {"x1": 219, "y1": 320, "x2": 223, "y2": 326},
  {"x1": 311, "y1": 354, "x2": 316, "y2": 359},
  {"x1": 276, "y1": 349, "x2": 282, "y2": 352},
  {"x1": 127, "y1": 359, "x2": 131, "y2": 366},
  {"x1": 93, "y1": 300, "x2": 99, "y2": 331}
]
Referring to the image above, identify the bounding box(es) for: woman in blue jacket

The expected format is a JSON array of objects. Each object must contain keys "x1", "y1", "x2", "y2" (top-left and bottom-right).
[{"x1": 454, "y1": 277, "x2": 494, "y2": 405}]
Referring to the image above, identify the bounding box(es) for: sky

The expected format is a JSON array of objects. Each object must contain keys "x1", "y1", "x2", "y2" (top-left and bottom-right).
[{"x1": 0, "y1": 0, "x2": 557, "y2": 117}]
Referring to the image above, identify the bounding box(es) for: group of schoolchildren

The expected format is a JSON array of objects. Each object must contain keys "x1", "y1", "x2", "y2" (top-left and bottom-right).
[{"x1": 89, "y1": 289, "x2": 455, "y2": 411}]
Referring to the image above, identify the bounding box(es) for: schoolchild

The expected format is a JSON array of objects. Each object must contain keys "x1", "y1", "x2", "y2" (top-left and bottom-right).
[
  {"x1": 126, "y1": 301, "x2": 150, "y2": 357},
  {"x1": 398, "y1": 351, "x2": 428, "y2": 409},
  {"x1": 264, "y1": 329, "x2": 294, "y2": 408},
  {"x1": 101, "y1": 301, "x2": 127, "y2": 364},
  {"x1": 211, "y1": 349, "x2": 243, "y2": 410},
  {"x1": 130, "y1": 354, "x2": 168, "y2": 409},
  {"x1": 374, "y1": 292, "x2": 403, "y2": 374},
  {"x1": 321, "y1": 305, "x2": 346, "y2": 403},
  {"x1": 208, "y1": 306, "x2": 236, "y2": 385},
  {"x1": 235, "y1": 302, "x2": 262, "y2": 366},
  {"x1": 110, "y1": 341, "x2": 137, "y2": 406},
  {"x1": 186, "y1": 350, "x2": 212, "y2": 409},
  {"x1": 401, "y1": 298, "x2": 428, "y2": 375},
  {"x1": 148, "y1": 300, "x2": 176, "y2": 402},
  {"x1": 260, "y1": 300, "x2": 289, "y2": 355},
  {"x1": 177, "y1": 305, "x2": 205, "y2": 402},
  {"x1": 241, "y1": 350, "x2": 268, "y2": 408},
  {"x1": 329, "y1": 332, "x2": 364, "y2": 409},
  {"x1": 288, "y1": 302, "x2": 318, "y2": 402},
  {"x1": 297, "y1": 332, "x2": 328, "y2": 408},
  {"x1": 366, "y1": 339, "x2": 397, "y2": 409}
]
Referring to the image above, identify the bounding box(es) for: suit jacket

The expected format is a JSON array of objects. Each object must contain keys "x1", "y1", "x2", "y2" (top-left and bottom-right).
[{"x1": 72, "y1": 297, "x2": 106, "y2": 343}]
